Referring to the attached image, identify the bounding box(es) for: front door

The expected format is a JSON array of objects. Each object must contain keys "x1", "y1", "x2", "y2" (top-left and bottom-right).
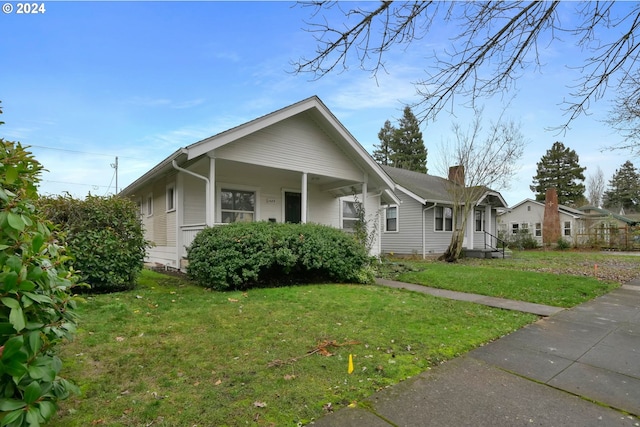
[{"x1": 284, "y1": 192, "x2": 302, "y2": 223}]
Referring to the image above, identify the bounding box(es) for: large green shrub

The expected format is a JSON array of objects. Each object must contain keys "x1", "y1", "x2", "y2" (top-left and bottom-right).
[
  {"x1": 37, "y1": 195, "x2": 147, "y2": 293},
  {"x1": 186, "y1": 222, "x2": 372, "y2": 290},
  {"x1": 0, "y1": 137, "x2": 81, "y2": 426}
]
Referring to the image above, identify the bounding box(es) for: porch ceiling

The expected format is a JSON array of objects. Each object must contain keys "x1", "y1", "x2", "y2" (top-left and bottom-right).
[{"x1": 214, "y1": 159, "x2": 366, "y2": 197}]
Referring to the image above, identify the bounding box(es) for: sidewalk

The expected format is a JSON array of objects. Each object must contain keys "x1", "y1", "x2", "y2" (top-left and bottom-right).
[{"x1": 311, "y1": 280, "x2": 640, "y2": 426}]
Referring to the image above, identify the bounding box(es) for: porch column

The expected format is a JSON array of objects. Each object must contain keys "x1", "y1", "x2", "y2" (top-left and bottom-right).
[
  {"x1": 485, "y1": 205, "x2": 492, "y2": 238},
  {"x1": 466, "y1": 209, "x2": 475, "y2": 249},
  {"x1": 301, "y1": 172, "x2": 308, "y2": 223},
  {"x1": 208, "y1": 154, "x2": 216, "y2": 226},
  {"x1": 361, "y1": 173, "x2": 368, "y2": 213}
]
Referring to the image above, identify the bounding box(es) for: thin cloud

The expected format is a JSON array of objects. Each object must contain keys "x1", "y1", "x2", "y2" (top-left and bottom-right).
[{"x1": 125, "y1": 97, "x2": 204, "y2": 109}]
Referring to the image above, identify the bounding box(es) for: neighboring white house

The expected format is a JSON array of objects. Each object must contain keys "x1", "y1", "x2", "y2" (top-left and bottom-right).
[
  {"x1": 120, "y1": 96, "x2": 399, "y2": 270},
  {"x1": 379, "y1": 165, "x2": 508, "y2": 258},
  {"x1": 497, "y1": 198, "x2": 585, "y2": 245}
]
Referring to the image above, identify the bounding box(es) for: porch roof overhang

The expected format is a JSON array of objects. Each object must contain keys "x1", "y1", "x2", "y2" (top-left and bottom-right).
[{"x1": 476, "y1": 191, "x2": 508, "y2": 208}]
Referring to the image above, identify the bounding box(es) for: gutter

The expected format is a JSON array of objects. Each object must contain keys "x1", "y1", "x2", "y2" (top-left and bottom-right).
[{"x1": 171, "y1": 158, "x2": 212, "y2": 227}]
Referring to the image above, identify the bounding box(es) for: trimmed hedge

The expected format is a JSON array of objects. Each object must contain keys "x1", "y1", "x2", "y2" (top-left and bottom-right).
[
  {"x1": 36, "y1": 195, "x2": 148, "y2": 293},
  {"x1": 186, "y1": 222, "x2": 373, "y2": 290}
]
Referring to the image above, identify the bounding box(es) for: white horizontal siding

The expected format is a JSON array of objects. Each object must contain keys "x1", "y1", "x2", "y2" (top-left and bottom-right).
[{"x1": 214, "y1": 114, "x2": 363, "y2": 182}]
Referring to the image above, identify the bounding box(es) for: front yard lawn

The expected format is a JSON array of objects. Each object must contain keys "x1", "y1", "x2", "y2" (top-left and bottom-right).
[
  {"x1": 388, "y1": 251, "x2": 639, "y2": 307},
  {"x1": 51, "y1": 270, "x2": 536, "y2": 426}
]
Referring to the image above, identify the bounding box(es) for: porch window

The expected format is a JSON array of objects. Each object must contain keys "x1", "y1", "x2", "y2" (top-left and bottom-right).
[
  {"x1": 435, "y1": 206, "x2": 453, "y2": 231},
  {"x1": 564, "y1": 221, "x2": 572, "y2": 236},
  {"x1": 385, "y1": 205, "x2": 398, "y2": 232},
  {"x1": 475, "y1": 210, "x2": 485, "y2": 232},
  {"x1": 342, "y1": 200, "x2": 360, "y2": 231},
  {"x1": 535, "y1": 222, "x2": 542, "y2": 237},
  {"x1": 221, "y1": 189, "x2": 255, "y2": 223}
]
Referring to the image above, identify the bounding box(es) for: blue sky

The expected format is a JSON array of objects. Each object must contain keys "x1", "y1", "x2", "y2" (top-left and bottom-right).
[{"x1": 1, "y1": 1, "x2": 635, "y2": 205}]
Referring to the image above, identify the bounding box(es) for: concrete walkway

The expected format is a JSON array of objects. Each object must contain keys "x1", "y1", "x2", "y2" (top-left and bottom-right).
[
  {"x1": 311, "y1": 280, "x2": 640, "y2": 426},
  {"x1": 376, "y1": 278, "x2": 565, "y2": 317}
]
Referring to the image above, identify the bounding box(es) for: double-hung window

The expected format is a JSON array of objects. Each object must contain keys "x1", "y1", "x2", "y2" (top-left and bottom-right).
[
  {"x1": 435, "y1": 206, "x2": 453, "y2": 231},
  {"x1": 385, "y1": 205, "x2": 398, "y2": 232},
  {"x1": 221, "y1": 189, "x2": 255, "y2": 223},
  {"x1": 342, "y1": 200, "x2": 360, "y2": 231},
  {"x1": 564, "y1": 221, "x2": 572, "y2": 236}
]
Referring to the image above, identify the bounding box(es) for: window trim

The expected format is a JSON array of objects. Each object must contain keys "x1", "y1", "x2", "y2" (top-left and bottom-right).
[
  {"x1": 535, "y1": 222, "x2": 542, "y2": 237},
  {"x1": 563, "y1": 220, "x2": 572, "y2": 236},
  {"x1": 434, "y1": 206, "x2": 453, "y2": 232},
  {"x1": 166, "y1": 184, "x2": 176, "y2": 213},
  {"x1": 146, "y1": 193, "x2": 153, "y2": 217},
  {"x1": 340, "y1": 197, "x2": 361, "y2": 232},
  {"x1": 475, "y1": 209, "x2": 485, "y2": 232},
  {"x1": 384, "y1": 205, "x2": 398, "y2": 232},
  {"x1": 216, "y1": 183, "x2": 260, "y2": 224},
  {"x1": 136, "y1": 198, "x2": 143, "y2": 216}
]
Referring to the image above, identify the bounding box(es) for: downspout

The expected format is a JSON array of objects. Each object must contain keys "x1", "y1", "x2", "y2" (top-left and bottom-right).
[
  {"x1": 422, "y1": 203, "x2": 438, "y2": 259},
  {"x1": 171, "y1": 159, "x2": 212, "y2": 227}
]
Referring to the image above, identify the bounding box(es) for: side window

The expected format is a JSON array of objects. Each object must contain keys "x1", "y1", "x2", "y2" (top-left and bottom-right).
[
  {"x1": 564, "y1": 221, "x2": 572, "y2": 236},
  {"x1": 146, "y1": 193, "x2": 153, "y2": 216},
  {"x1": 166, "y1": 184, "x2": 175, "y2": 212},
  {"x1": 535, "y1": 222, "x2": 542, "y2": 237},
  {"x1": 385, "y1": 205, "x2": 398, "y2": 232}
]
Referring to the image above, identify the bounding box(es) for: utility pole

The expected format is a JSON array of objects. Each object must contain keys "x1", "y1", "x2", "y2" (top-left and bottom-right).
[{"x1": 111, "y1": 156, "x2": 119, "y2": 194}]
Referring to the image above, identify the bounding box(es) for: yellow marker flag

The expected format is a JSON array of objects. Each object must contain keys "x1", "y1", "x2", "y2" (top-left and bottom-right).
[{"x1": 348, "y1": 354, "x2": 354, "y2": 374}]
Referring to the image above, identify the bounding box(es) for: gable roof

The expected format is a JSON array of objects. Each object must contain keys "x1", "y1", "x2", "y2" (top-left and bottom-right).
[
  {"x1": 577, "y1": 205, "x2": 639, "y2": 225},
  {"x1": 382, "y1": 165, "x2": 507, "y2": 207},
  {"x1": 505, "y1": 198, "x2": 584, "y2": 218},
  {"x1": 121, "y1": 96, "x2": 398, "y2": 202}
]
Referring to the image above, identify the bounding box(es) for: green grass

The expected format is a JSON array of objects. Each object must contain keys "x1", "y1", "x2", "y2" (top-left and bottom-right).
[
  {"x1": 51, "y1": 270, "x2": 536, "y2": 426},
  {"x1": 391, "y1": 251, "x2": 639, "y2": 307}
]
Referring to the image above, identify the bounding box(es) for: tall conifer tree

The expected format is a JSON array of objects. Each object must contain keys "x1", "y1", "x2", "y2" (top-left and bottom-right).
[
  {"x1": 372, "y1": 120, "x2": 395, "y2": 166},
  {"x1": 391, "y1": 106, "x2": 428, "y2": 173},
  {"x1": 530, "y1": 141, "x2": 586, "y2": 207},
  {"x1": 603, "y1": 160, "x2": 640, "y2": 212}
]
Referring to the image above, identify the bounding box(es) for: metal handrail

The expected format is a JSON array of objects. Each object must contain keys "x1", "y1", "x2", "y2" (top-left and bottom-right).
[{"x1": 483, "y1": 231, "x2": 507, "y2": 258}]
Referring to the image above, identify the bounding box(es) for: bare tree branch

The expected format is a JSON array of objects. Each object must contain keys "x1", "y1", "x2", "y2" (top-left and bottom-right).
[{"x1": 294, "y1": 1, "x2": 640, "y2": 144}]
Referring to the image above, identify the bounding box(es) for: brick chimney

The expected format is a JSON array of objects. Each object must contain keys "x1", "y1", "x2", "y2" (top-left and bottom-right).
[{"x1": 448, "y1": 165, "x2": 465, "y2": 186}]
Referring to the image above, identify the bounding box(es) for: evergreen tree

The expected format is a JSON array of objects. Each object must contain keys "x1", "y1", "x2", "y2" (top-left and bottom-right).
[
  {"x1": 530, "y1": 141, "x2": 586, "y2": 207},
  {"x1": 603, "y1": 160, "x2": 640, "y2": 213},
  {"x1": 372, "y1": 120, "x2": 395, "y2": 166},
  {"x1": 390, "y1": 106, "x2": 428, "y2": 173}
]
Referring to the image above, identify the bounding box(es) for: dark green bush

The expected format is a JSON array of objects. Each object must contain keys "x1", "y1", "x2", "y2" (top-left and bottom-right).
[
  {"x1": 186, "y1": 222, "x2": 371, "y2": 290},
  {"x1": 0, "y1": 133, "x2": 81, "y2": 425},
  {"x1": 37, "y1": 195, "x2": 148, "y2": 293}
]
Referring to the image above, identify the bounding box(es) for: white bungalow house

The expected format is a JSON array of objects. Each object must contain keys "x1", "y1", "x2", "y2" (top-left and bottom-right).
[
  {"x1": 120, "y1": 96, "x2": 399, "y2": 270},
  {"x1": 497, "y1": 198, "x2": 585, "y2": 245},
  {"x1": 379, "y1": 165, "x2": 508, "y2": 258}
]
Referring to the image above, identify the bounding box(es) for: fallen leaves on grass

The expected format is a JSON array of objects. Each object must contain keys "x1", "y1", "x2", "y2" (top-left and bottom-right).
[{"x1": 267, "y1": 339, "x2": 360, "y2": 367}]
